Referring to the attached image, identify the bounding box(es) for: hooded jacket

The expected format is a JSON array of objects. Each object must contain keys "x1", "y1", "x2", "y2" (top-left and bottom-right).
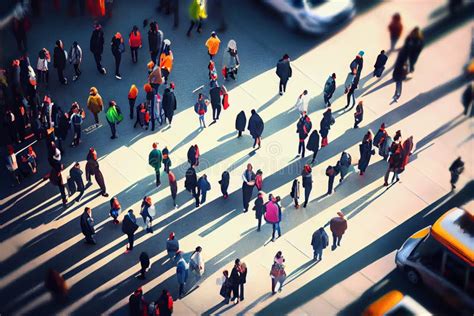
[{"x1": 87, "y1": 88, "x2": 103, "y2": 114}]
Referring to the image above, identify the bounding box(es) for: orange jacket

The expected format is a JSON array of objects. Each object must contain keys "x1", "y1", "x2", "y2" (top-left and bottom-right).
[
  {"x1": 128, "y1": 85, "x2": 138, "y2": 99},
  {"x1": 205, "y1": 36, "x2": 220, "y2": 55},
  {"x1": 160, "y1": 51, "x2": 174, "y2": 72}
]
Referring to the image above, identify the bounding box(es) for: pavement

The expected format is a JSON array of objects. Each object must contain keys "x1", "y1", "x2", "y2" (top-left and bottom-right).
[{"x1": 0, "y1": 0, "x2": 473, "y2": 315}]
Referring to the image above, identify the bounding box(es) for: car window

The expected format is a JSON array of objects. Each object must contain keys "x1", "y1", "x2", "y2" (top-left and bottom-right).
[
  {"x1": 416, "y1": 236, "x2": 444, "y2": 273},
  {"x1": 443, "y1": 253, "x2": 468, "y2": 290}
]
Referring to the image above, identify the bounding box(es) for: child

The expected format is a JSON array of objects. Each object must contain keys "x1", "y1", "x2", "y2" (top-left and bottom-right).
[
  {"x1": 128, "y1": 84, "x2": 138, "y2": 119},
  {"x1": 110, "y1": 196, "x2": 121, "y2": 224},
  {"x1": 162, "y1": 147, "x2": 171, "y2": 173},
  {"x1": 168, "y1": 171, "x2": 178, "y2": 208},
  {"x1": 255, "y1": 169, "x2": 263, "y2": 191}
]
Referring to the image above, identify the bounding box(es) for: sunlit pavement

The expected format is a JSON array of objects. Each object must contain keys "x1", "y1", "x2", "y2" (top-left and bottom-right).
[{"x1": 0, "y1": 0, "x2": 472, "y2": 314}]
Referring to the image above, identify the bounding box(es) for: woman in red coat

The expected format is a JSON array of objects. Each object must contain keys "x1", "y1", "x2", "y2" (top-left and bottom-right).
[{"x1": 129, "y1": 26, "x2": 142, "y2": 63}]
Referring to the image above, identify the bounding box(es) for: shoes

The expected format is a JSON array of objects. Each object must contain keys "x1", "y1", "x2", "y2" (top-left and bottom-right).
[
  {"x1": 101, "y1": 68, "x2": 107, "y2": 74},
  {"x1": 110, "y1": 135, "x2": 117, "y2": 139},
  {"x1": 102, "y1": 193, "x2": 109, "y2": 197},
  {"x1": 303, "y1": 203, "x2": 307, "y2": 208},
  {"x1": 383, "y1": 182, "x2": 388, "y2": 186},
  {"x1": 72, "y1": 75, "x2": 78, "y2": 81},
  {"x1": 115, "y1": 75, "x2": 122, "y2": 80}
]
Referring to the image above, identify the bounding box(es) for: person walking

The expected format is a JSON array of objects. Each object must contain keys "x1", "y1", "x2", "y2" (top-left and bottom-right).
[
  {"x1": 69, "y1": 41, "x2": 82, "y2": 81},
  {"x1": 235, "y1": 110, "x2": 246, "y2": 138},
  {"x1": 325, "y1": 165, "x2": 339, "y2": 195},
  {"x1": 69, "y1": 162, "x2": 85, "y2": 201},
  {"x1": 270, "y1": 251, "x2": 286, "y2": 294},
  {"x1": 105, "y1": 100, "x2": 123, "y2": 139},
  {"x1": 166, "y1": 232, "x2": 180, "y2": 262},
  {"x1": 186, "y1": 0, "x2": 207, "y2": 37},
  {"x1": 255, "y1": 169, "x2": 263, "y2": 191},
  {"x1": 405, "y1": 27, "x2": 424, "y2": 74},
  {"x1": 311, "y1": 227, "x2": 329, "y2": 261},
  {"x1": 36, "y1": 48, "x2": 51, "y2": 85},
  {"x1": 373, "y1": 50, "x2": 388, "y2": 78},
  {"x1": 128, "y1": 84, "x2": 138, "y2": 119},
  {"x1": 190, "y1": 246, "x2": 205, "y2": 280},
  {"x1": 296, "y1": 112, "x2": 312, "y2": 158},
  {"x1": 210, "y1": 81, "x2": 222, "y2": 121},
  {"x1": 111, "y1": 32, "x2": 125, "y2": 80},
  {"x1": 205, "y1": 31, "x2": 220, "y2": 60},
  {"x1": 129, "y1": 26, "x2": 142, "y2": 63},
  {"x1": 140, "y1": 196, "x2": 154, "y2": 234},
  {"x1": 85, "y1": 148, "x2": 109, "y2": 197},
  {"x1": 330, "y1": 211, "x2": 347, "y2": 250},
  {"x1": 122, "y1": 209, "x2": 138, "y2": 252},
  {"x1": 176, "y1": 251, "x2": 189, "y2": 298},
  {"x1": 248, "y1": 109, "x2": 264, "y2": 149},
  {"x1": 53, "y1": 40, "x2": 68, "y2": 84},
  {"x1": 229, "y1": 259, "x2": 241, "y2": 304},
  {"x1": 109, "y1": 196, "x2": 121, "y2": 224},
  {"x1": 194, "y1": 93, "x2": 208, "y2": 128},
  {"x1": 187, "y1": 144, "x2": 200, "y2": 167},
  {"x1": 353, "y1": 101, "x2": 364, "y2": 128},
  {"x1": 197, "y1": 174, "x2": 211, "y2": 205},
  {"x1": 129, "y1": 288, "x2": 147, "y2": 316},
  {"x1": 241, "y1": 163, "x2": 256, "y2": 213},
  {"x1": 294, "y1": 90, "x2": 309, "y2": 114},
  {"x1": 87, "y1": 87, "x2": 104, "y2": 126},
  {"x1": 449, "y1": 157, "x2": 464, "y2": 190},
  {"x1": 220, "y1": 270, "x2": 232, "y2": 304},
  {"x1": 90, "y1": 23, "x2": 106, "y2": 74},
  {"x1": 49, "y1": 166, "x2": 68, "y2": 206},
  {"x1": 148, "y1": 21, "x2": 163, "y2": 63},
  {"x1": 44, "y1": 269, "x2": 68, "y2": 302},
  {"x1": 148, "y1": 142, "x2": 163, "y2": 187},
  {"x1": 265, "y1": 194, "x2": 282, "y2": 242},
  {"x1": 162, "y1": 82, "x2": 177, "y2": 125},
  {"x1": 320, "y1": 108, "x2": 334, "y2": 147},
  {"x1": 70, "y1": 104, "x2": 84, "y2": 147},
  {"x1": 185, "y1": 166, "x2": 200, "y2": 207},
  {"x1": 323, "y1": 73, "x2": 336, "y2": 107},
  {"x1": 301, "y1": 164, "x2": 312, "y2": 208},
  {"x1": 391, "y1": 46, "x2": 409, "y2": 103},
  {"x1": 222, "y1": 40, "x2": 240, "y2": 80},
  {"x1": 138, "y1": 252, "x2": 150, "y2": 279},
  {"x1": 168, "y1": 171, "x2": 178, "y2": 208},
  {"x1": 306, "y1": 130, "x2": 320, "y2": 164},
  {"x1": 290, "y1": 179, "x2": 300, "y2": 208},
  {"x1": 160, "y1": 39, "x2": 173, "y2": 84},
  {"x1": 253, "y1": 191, "x2": 265, "y2": 231},
  {"x1": 162, "y1": 147, "x2": 171, "y2": 173},
  {"x1": 338, "y1": 151, "x2": 352, "y2": 182},
  {"x1": 388, "y1": 13, "x2": 403, "y2": 51},
  {"x1": 80, "y1": 207, "x2": 96, "y2": 244},
  {"x1": 219, "y1": 170, "x2": 230, "y2": 199},
  {"x1": 358, "y1": 131, "x2": 375, "y2": 176},
  {"x1": 276, "y1": 54, "x2": 292, "y2": 95},
  {"x1": 55, "y1": 107, "x2": 70, "y2": 154},
  {"x1": 239, "y1": 262, "x2": 247, "y2": 301},
  {"x1": 156, "y1": 289, "x2": 174, "y2": 316},
  {"x1": 383, "y1": 140, "x2": 403, "y2": 186}
]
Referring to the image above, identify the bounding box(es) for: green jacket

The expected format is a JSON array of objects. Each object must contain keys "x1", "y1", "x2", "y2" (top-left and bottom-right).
[
  {"x1": 148, "y1": 149, "x2": 162, "y2": 171},
  {"x1": 106, "y1": 105, "x2": 123, "y2": 124}
]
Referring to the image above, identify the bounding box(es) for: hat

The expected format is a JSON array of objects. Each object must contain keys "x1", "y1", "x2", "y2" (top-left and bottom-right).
[
  {"x1": 145, "y1": 196, "x2": 152, "y2": 204},
  {"x1": 163, "y1": 39, "x2": 171, "y2": 46},
  {"x1": 358, "y1": 50, "x2": 365, "y2": 56},
  {"x1": 152, "y1": 142, "x2": 158, "y2": 149},
  {"x1": 337, "y1": 211, "x2": 345, "y2": 218}
]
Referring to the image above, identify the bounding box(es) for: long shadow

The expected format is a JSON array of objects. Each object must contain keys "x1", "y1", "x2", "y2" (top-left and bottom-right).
[{"x1": 256, "y1": 181, "x2": 473, "y2": 315}]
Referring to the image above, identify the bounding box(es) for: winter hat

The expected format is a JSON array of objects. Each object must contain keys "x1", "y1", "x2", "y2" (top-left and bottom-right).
[
  {"x1": 169, "y1": 232, "x2": 175, "y2": 239},
  {"x1": 228, "y1": 39, "x2": 237, "y2": 50},
  {"x1": 145, "y1": 196, "x2": 152, "y2": 204},
  {"x1": 358, "y1": 50, "x2": 365, "y2": 56},
  {"x1": 337, "y1": 211, "x2": 345, "y2": 218},
  {"x1": 152, "y1": 142, "x2": 158, "y2": 149},
  {"x1": 89, "y1": 87, "x2": 98, "y2": 95},
  {"x1": 169, "y1": 82, "x2": 175, "y2": 89},
  {"x1": 211, "y1": 31, "x2": 216, "y2": 37}
]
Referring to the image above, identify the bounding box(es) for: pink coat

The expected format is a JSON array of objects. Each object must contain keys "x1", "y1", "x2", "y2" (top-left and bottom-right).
[{"x1": 264, "y1": 201, "x2": 280, "y2": 224}]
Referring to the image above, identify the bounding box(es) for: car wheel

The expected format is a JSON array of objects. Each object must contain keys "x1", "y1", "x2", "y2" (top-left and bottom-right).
[
  {"x1": 283, "y1": 13, "x2": 298, "y2": 31},
  {"x1": 406, "y1": 269, "x2": 421, "y2": 285}
]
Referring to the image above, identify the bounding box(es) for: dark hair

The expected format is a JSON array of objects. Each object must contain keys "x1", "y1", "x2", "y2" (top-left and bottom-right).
[
  {"x1": 276, "y1": 251, "x2": 282, "y2": 258},
  {"x1": 85, "y1": 207, "x2": 91, "y2": 212},
  {"x1": 303, "y1": 90, "x2": 308, "y2": 95},
  {"x1": 235, "y1": 258, "x2": 240, "y2": 265},
  {"x1": 196, "y1": 246, "x2": 202, "y2": 252},
  {"x1": 381, "y1": 50, "x2": 385, "y2": 54}
]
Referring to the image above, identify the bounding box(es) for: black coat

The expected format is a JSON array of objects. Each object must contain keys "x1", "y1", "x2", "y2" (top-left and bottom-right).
[
  {"x1": 235, "y1": 111, "x2": 246, "y2": 132},
  {"x1": 70, "y1": 167, "x2": 84, "y2": 190},
  {"x1": 140, "y1": 252, "x2": 150, "y2": 269},
  {"x1": 210, "y1": 86, "x2": 221, "y2": 109},
  {"x1": 276, "y1": 59, "x2": 292, "y2": 80},
  {"x1": 90, "y1": 28, "x2": 104, "y2": 54},
  {"x1": 319, "y1": 112, "x2": 333, "y2": 138},
  {"x1": 358, "y1": 139, "x2": 374, "y2": 172},
  {"x1": 374, "y1": 53, "x2": 388, "y2": 69},
  {"x1": 253, "y1": 196, "x2": 264, "y2": 219},
  {"x1": 393, "y1": 47, "x2": 409, "y2": 82},
  {"x1": 122, "y1": 213, "x2": 139, "y2": 235},
  {"x1": 219, "y1": 171, "x2": 230, "y2": 192},
  {"x1": 148, "y1": 29, "x2": 163, "y2": 53},
  {"x1": 405, "y1": 36, "x2": 424, "y2": 64},
  {"x1": 53, "y1": 47, "x2": 66, "y2": 69},
  {"x1": 80, "y1": 211, "x2": 95, "y2": 236},
  {"x1": 187, "y1": 146, "x2": 197, "y2": 166},
  {"x1": 248, "y1": 113, "x2": 264, "y2": 138},
  {"x1": 229, "y1": 266, "x2": 240, "y2": 286},
  {"x1": 162, "y1": 88, "x2": 177, "y2": 118},
  {"x1": 306, "y1": 130, "x2": 320, "y2": 151},
  {"x1": 111, "y1": 36, "x2": 122, "y2": 55},
  {"x1": 56, "y1": 113, "x2": 70, "y2": 139},
  {"x1": 185, "y1": 167, "x2": 197, "y2": 191}
]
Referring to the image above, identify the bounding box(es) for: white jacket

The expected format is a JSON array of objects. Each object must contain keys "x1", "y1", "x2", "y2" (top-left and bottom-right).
[{"x1": 295, "y1": 94, "x2": 309, "y2": 113}]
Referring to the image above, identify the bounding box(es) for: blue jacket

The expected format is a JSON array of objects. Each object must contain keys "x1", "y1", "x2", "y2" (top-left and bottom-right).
[{"x1": 176, "y1": 257, "x2": 189, "y2": 284}]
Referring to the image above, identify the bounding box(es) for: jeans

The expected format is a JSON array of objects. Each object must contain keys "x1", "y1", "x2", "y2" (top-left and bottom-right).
[
  {"x1": 127, "y1": 233, "x2": 134, "y2": 249},
  {"x1": 130, "y1": 47, "x2": 138, "y2": 63},
  {"x1": 298, "y1": 140, "x2": 305, "y2": 157},
  {"x1": 272, "y1": 223, "x2": 281, "y2": 240},
  {"x1": 73, "y1": 63, "x2": 81, "y2": 77},
  {"x1": 199, "y1": 114, "x2": 206, "y2": 127},
  {"x1": 93, "y1": 53, "x2": 104, "y2": 73},
  {"x1": 332, "y1": 233, "x2": 342, "y2": 247},
  {"x1": 324, "y1": 92, "x2": 333, "y2": 106},
  {"x1": 304, "y1": 186, "x2": 312, "y2": 206},
  {"x1": 155, "y1": 169, "x2": 161, "y2": 186},
  {"x1": 313, "y1": 246, "x2": 323, "y2": 260},
  {"x1": 393, "y1": 81, "x2": 402, "y2": 100},
  {"x1": 346, "y1": 87, "x2": 356, "y2": 108},
  {"x1": 57, "y1": 67, "x2": 66, "y2": 84},
  {"x1": 113, "y1": 52, "x2": 121, "y2": 76},
  {"x1": 128, "y1": 98, "x2": 136, "y2": 119},
  {"x1": 200, "y1": 191, "x2": 207, "y2": 204},
  {"x1": 186, "y1": 19, "x2": 202, "y2": 35},
  {"x1": 279, "y1": 79, "x2": 288, "y2": 94},
  {"x1": 179, "y1": 283, "x2": 185, "y2": 297},
  {"x1": 327, "y1": 175, "x2": 335, "y2": 194},
  {"x1": 108, "y1": 120, "x2": 116, "y2": 138},
  {"x1": 212, "y1": 106, "x2": 221, "y2": 120}
]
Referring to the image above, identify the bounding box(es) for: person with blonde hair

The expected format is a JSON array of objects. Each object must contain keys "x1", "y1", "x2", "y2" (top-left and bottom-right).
[{"x1": 87, "y1": 87, "x2": 103, "y2": 125}]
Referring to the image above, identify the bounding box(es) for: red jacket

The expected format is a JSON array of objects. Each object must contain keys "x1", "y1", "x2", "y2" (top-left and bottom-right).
[
  {"x1": 129, "y1": 31, "x2": 142, "y2": 48},
  {"x1": 330, "y1": 217, "x2": 347, "y2": 236}
]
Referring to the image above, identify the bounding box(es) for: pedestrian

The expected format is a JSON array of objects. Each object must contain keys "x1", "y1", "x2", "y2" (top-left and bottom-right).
[
  {"x1": 90, "y1": 23, "x2": 106, "y2": 74},
  {"x1": 85, "y1": 147, "x2": 109, "y2": 197},
  {"x1": 253, "y1": 191, "x2": 265, "y2": 231},
  {"x1": 254, "y1": 170, "x2": 263, "y2": 192},
  {"x1": 138, "y1": 252, "x2": 150, "y2": 279},
  {"x1": 290, "y1": 179, "x2": 300, "y2": 208},
  {"x1": 80, "y1": 207, "x2": 96, "y2": 244},
  {"x1": 462, "y1": 83, "x2": 473, "y2": 116},
  {"x1": 49, "y1": 167, "x2": 68, "y2": 206},
  {"x1": 109, "y1": 196, "x2": 121, "y2": 224},
  {"x1": 297, "y1": 112, "x2": 312, "y2": 158},
  {"x1": 160, "y1": 39, "x2": 173, "y2": 84},
  {"x1": 36, "y1": 48, "x2": 51, "y2": 85},
  {"x1": 105, "y1": 100, "x2": 123, "y2": 139},
  {"x1": 306, "y1": 130, "x2": 320, "y2": 164},
  {"x1": 194, "y1": 93, "x2": 208, "y2": 128},
  {"x1": 405, "y1": 27, "x2": 424, "y2": 73},
  {"x1": 208, "y1": 60, "x2": 218, "y2": 81},
  {"x1": 276, "y1": 54, "x2": 292, "y2": 95},
  {"x1": 353, "y1": 100, "x2": 364, "y2": 128},
  {"x1": 294, "y1": 90, "x2": 309, "y2": 114},
  {"x1": 69, "y1": 162, "x2": 85, "y2": 201},
  {"x1": 176, "y1": 251, "x2": 189, "y2": 298},
  {"x1": 148, "y1": 142, "x2": 163, "y2": 187},
  {"x1": 168, "y1": 171, "x2": 178, "y2": 208},
  {"x1": 338, "y1": 151, "x2": 352, "y2": 182},
  {"x1": 197, "y1": 174, "x2": 211, "y2": 205},
  {"x1": 235, "y1": 110, "x2": 246, "y2": 138},
  {"x1": 162, "y1": 147, "x2": 171, "y2": 173},
  {"x1": 129, "y1": 25, "x2": 142, "y2": 63},
  {"x1": 166, "y1": 232, "x2": 179, "y2": 262},
  {"x1": 155, "y1": 289, "x2": 173, "y2": 316},
  {"x1": 190, "y1": 246, "x2": 205, "y2": 279},
  {"x1": 162, "y1": 82, "x2": 177, "y2": 125},
  {"x1": 140, "y1": 196, "x2": 154, "y2": 234},
  {"x1": 128, "y1": 84, "x2": 138, "y2": 119},
  {"x1": 239, "y1": 262, "x2": 247, "y2": 301},
  {"x1": 229, "y1": 259, "x2": 241, "y2": 304},
  {"x1": 20, "y1": 146, "x2": 38, "y2": 176},
  {"x1": 383, "y1": 140, "x2": 403, "y2": 186},
  {"x1": 373, "y1": 50, "x2": 388, "y2": 78},
  {"x1": 210, "y1": 81, "x2": 222, "y2": 121},
  {"x1": 45, "y1": 269, "x2": 68, "y2": 302},
  {"x1": 219, "y1": 170, "x2": 230, "y2": 199},
  {"x1": 270, "y1": 251, "x2": 286, "y2": 294},
  {"x1": 449, "y1": 157, "x2": 464, "y2": 190},
  {"x1": 111, "y1": 32, "x2": 125, "y2": 80},
  {"x1": 350, "y1": 50, "x2": 364, "y2": 84},
  {"x1": 55, "y1": 107, "x2": 70, "y2": 154},
  {"x1": 69, "y1": 41, "x2": 82, "y2": 81},
  {"x1": 373, "y1": 123, "x2": 388, "y2": 149},
  {"x1": 320, "y1": 108, "x2": 334, "y2": 147},
  {"x1": 6, "y1": 146, "x2": 20, "y2": 186},
  {"x1": 148, "y1": 21, "x2": 163, "y2": 63},
  {"x1": 220, "y1": 270, "x2": 232, "y2": 304},
  {"x1": 128, "y1": 287, "x2": 147, "y2": 316},
  {"x1": 186, "y1": 0, "x2": 207, "y2": 37},
  {"x1": 311, "y1": 227, "x2": 329, "y2": 261},
  {"x1": 87, "y1": 87, "x2": 104, "y2": 125},
  {"x1": 325, "y1": 164, "x2": 339, "y2": 195},
  {"x1": 248, "y1": 109, "x2": 264, "y2": 149},
  {"x1": 185, "y1": 166, "x2": 200, "y2": 207},
  {"x1": 358, "y1": 131, "x2": 375, "y2": 176},
  {"x1": 70, "y1": 104, "x2": 84, "y2": 146},
  {"x1": 391, "y1": 46, "x2": 409, "y2": 103},
  {"x1": 388, "y1": 12, "x2": 403, "y2": 50},
  {"x1": 122, "y1": 209, "x2": 138, "y2": 252},
  {"x1": 187, "y1": 144, "x2": 200, "y2": 167},
  {"x1": 301, "y1": 164, "x2": 312, "y2": 208},
  {"x1": 47, "y1": 140, "x2": 62, "y2": 172},
  {"x1": 241, "y1": 163, "x2": 256, "y2": 213},
  {"x1": 222, "y1": 39, "x2": 240, "y2": 80},
  {"x1": 205, "y1": 31, "x2": 220, "y2": 60},
  {"x1": 265, "y1": 194, "x2": 282, "y2": 241},
  {"x1": 53, "y1": 40, "x2": 68, "y2": 84},
  {"x1": 323, "y1": 73, "x2": 336, "y2": 107},
  {"x1": 330, "y1": 211, "x2": 347, "y2": 250}
]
